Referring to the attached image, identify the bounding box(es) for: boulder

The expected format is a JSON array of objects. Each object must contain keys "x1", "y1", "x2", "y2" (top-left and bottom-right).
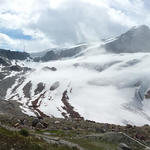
[
  {"x1": 32, "y1": 118, "x2": 39, "y2": 127},
  {"x1": 54, "y1": 121, "x2": 60, "y2": 124},
  {"x1": 50, "y1": 81, "x2": 60, "y2": 91},
  {"x1": 119, "y1": 143, "x2": 132, "y2": 150},
  {"x1": 36, "y1": 122, "x2": 44, "y2": 129}
]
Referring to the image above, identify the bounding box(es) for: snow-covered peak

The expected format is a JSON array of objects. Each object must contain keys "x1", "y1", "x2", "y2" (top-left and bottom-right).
[{"x1": 104, "y1": 25, "x2": 150, "y2": 53}]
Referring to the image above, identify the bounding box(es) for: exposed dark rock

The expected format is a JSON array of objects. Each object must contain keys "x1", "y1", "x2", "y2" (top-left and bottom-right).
[
  {"x1": 11, "y1": 77, "x2": 25, "y2": 94},
  {"x1": 0, "y1": 99, "x2": 24, "y2": 116},
  {"x1": 0, "y1": 49, "x2": 30, "y2": 60},
  {"x1": 0, "y1": 57, "x2": 10, "y2": 66},
  {"x1": 10, "y1": 65, "x2": 22, "y2": 71},
  {"x1": 61, "y1": 90, "x2": 84, "y2": 120},
  {"x1": 145, "y1": 90, "x2": 150, "y2": 99},
  {"x1": 31, "y1": 91, "x2": 48, "y2": 118},
  {"x1": 42, "y1": 66, "x2": 57, "y2": 71},
  {"x1": 36, "y1": 122, "x2": 44, "y2": 129},
  {"x1": 2, "y1": 65, "x2": 32, "y2": 72},
  {"x1": 32, "y1": 118, "x2": 39, "y2": 127},
  {"x1": 34, "y1": 82, "x2": 45, "y2": 95},
  {"x1": 23, "y1": 81, "x2": 32, "y2": 98},
  {"x1": 31, "y1": 91, "x2": 46, "y2": 108},
  {"x1": 41, "y1": 50, "x2": 59, "y2": 61},
  {"x1": 0, "y1": 76, "x2": 17, "y2": 98},
  {"x1": 0, "y1": 72, "x2": 8, "y2": 80},
  {"x1": 119, "y1": 143, "x2": 132, "y2": 150},
  {"x1": 50, "y1": 81, "x2": 60, "y2": 91},
  {"x1": 31, "y1": 118, "x2": 48, "y2": 129}
]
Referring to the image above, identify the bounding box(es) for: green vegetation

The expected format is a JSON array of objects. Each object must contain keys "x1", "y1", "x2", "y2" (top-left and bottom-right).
[
  {"x1": 19, "y1": 128, "x2": 29, "y2": 137},
  {"x1": 69, "y1": 138, "x2": 117, "y2": 150},
  {"x1": 0, "y1": 114, "x2": 150, "y2": 150},
  {"x1": 0, "y1": 126, "x2": 79, "y2": 150}
]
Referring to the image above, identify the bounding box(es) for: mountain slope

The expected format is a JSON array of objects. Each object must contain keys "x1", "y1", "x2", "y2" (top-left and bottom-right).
[
  {"x1": 104, "y1": 25, "x2": 150, "y2": 53},
  {"x1": 33, "y1": 44, "x2": 87, "y2": 62},
  {"x1": 0, "y1": 49, "x2": 30, "y2": 60},
  {"x1": 1, "y1": 51, "x2": 150, "y2": 125},
  {"x1": 1, "y1": 25, "x2": 150, "y2": 126}
]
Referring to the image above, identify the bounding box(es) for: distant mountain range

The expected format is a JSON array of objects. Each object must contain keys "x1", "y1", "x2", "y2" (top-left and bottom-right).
[{"x1": 2, "y1": 25, "x2": 150, "y2": 62}]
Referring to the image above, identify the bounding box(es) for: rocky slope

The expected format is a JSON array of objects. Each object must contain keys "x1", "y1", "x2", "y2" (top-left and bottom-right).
[
  {"x1": 1, "y1": 113, "x2": 150, "y2": 150},
  {"x1": 104, "y1": 25, "x2": 150, "y2": 53},
  {"x1": 33, "y1": 43, "x2": 87, "y2": 62}
]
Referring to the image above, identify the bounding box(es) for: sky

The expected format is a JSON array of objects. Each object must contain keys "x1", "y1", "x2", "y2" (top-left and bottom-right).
[{"x1": 0, "y1": 0, "x2": 150, "y2": 52}]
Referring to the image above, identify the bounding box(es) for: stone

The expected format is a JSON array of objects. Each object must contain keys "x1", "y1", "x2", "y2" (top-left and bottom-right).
[
  {"x1": 32, "y1": 118, "x2": 39, "y2": 127},
  {"x1": 119, "y1": 143, "x2": 132, "y2": 150},
  {"x1": 55, "y1": 121, "x2": 60, "y2": 124},
  {"x1": 36, "y1": 122, "x2": 44, "y2": 129},
  {"x1": 50, "y1": 81, "x2": 60, "y2": 91}
]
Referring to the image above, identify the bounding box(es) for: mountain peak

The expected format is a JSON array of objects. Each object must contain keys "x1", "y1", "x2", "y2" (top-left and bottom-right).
[
  {"x1": 104, "y1": 25, "x2": 150, "y2": 53},
  {"x1": 127, "y1": 25, "x2": 150, "y2": 35},
  {"x1": 136, "y1": 25, "x2": 149, "y2": 30}
]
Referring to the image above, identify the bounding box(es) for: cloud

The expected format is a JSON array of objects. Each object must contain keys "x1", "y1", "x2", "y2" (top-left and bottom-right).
[
  {"x1": 0, "y1": 0, "x2": 149, "y2": 52},
  {"x1": 29, "y1": 0, "x2": 130, "y2": 45}
]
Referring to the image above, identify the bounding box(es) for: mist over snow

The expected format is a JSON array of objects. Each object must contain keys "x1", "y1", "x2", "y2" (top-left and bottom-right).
[
  {"x1": 1, "y1": 0, "x2": 150, "y2": 126},
  {"x1": 5, "y1": 43, "x2": 150, "y2": 126}
]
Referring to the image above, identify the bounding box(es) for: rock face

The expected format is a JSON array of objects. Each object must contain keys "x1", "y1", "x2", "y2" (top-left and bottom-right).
[
  {"x1": 0, "y1": 76, "x2": 17, "y2": 98},
  {"x1": 60, "y1": 90, "x2": 84, "y2": 120},
  {"x1": 0, "y1": 99, "x2": 24, "y2": 116},
  {"x1": 23, "y1": 81, "x2": 32, "y2": 98},
  {"x1": 10, "y1": 65, "x2": 22, "y2": 72},
  {"x1": 104, "y1": 25, "x2": 150, "y2": 53},
  {"x1": 2, "y1": 65, "x2": 23, "y2": 72},
  {"x1": 36, "y1": 122, "x2": 44, "y2": 129},
  {"x1": 145, "y1": 90, "x2": 150, "y2": 99},
  {"x1": 50, "y1": 81, "x2": 60, "y2": 91},
  {"x1": 34, "y1": 83, "x2": 45, "y2": 95},
  {"x1": 42, "y1": 66, "x2": 57, "y2": 71},
  {"x1": 32, "y1": 118, "x2": 39, "y2": 127},
  {"x1": 0, "y1": 57, "x2": 10, "y2": 66},
  {"x1": 0, "y1": 49, "x2": 30, "y2": 60}
]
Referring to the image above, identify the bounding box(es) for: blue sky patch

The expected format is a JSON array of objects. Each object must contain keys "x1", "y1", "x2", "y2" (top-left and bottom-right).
[{"x1": 0, "y1": 27, "x2": 32, "y2": 40}]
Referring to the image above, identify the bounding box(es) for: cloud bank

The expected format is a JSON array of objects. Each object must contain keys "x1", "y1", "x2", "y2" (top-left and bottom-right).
[{"x1": 0, "y1": 0, "x2": 149, "y2": 52}]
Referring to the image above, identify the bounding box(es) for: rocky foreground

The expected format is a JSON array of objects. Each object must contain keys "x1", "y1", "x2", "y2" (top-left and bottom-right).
[{"x1": 0, "y1": 109, "x2": 150, "y2": 150}]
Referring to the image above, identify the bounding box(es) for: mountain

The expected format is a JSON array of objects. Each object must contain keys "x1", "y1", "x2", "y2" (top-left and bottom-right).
[
  {"x1": 1, "y1": 25, "x2": 150, "y2": 126},
  {"x1": 33, "y1": 43, "x2": 87, "y2": 62},
  {"x1": 0, "y1": 49, "x2": 30, "y2": 60},
  {"x1": 104, "y1": 25, "x2": 150, "y2": 53}
]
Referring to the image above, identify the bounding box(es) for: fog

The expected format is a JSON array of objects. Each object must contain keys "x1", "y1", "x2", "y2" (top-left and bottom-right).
[{"x1": 6, "y1": 45, "x2": 150, "y2": 125}]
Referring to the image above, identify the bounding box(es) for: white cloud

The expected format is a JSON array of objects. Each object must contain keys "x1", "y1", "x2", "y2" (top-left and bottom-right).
[{"x1": 0, "y1": 0, "x2": 149, "y2": 52}]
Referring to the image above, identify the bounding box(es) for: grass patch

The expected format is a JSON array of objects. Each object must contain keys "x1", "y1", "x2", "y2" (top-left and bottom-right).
[
  {"x1": 19, "y1": 128, "x2": 29, "y2": 137},
  {"x1": 69, "y1": 138, "x2": 118, "y2": 150},
  {"x1": 0, "y1": 126, "x2": 79, "y2": 150}
]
